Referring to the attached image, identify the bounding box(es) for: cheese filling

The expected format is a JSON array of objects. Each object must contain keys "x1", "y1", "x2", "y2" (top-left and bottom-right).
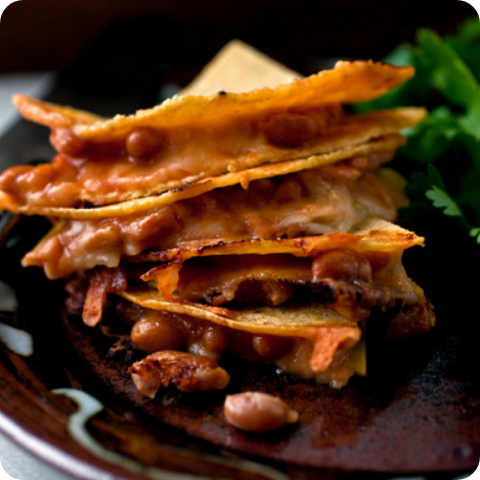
[{"x1": 22, "y1": 154, "x2": 406, "y2": 279}]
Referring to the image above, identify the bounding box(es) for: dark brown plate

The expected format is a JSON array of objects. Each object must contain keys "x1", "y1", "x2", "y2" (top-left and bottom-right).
[
  {"x1": 0, "y1": 12, "x2": 479, "y2": 480},
  {"x1": 0, "y1": 215, "x2": 479, "y2": 480}
]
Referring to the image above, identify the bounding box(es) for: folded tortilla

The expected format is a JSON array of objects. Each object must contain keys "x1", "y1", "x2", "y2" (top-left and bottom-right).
[
  {"x1": 0, "y1": 133, "x2": 409, "y2": 219},
  {"x1": 0, "y1": 60, "x2": 424, "y2": 215},
  {"x1": 135, "y1": 219, "x2": 430, "y2": 323},
  {"x1": 22, "y1": 159, "x2": 408, "y2": 279},
  {"x1": 118, "y1": 288, "x2": 366, "y2": 388},
  {"x1": 46, "y1": 210, "x2": 431, "y2": 328},
  {"x1": 68, "y1": 218, "x2": 432, "y2": 391}
]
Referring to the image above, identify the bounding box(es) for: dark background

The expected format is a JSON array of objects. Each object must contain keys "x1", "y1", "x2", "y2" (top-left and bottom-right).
[{"x1": 0, "y1": 0, "x2": 476, "y2": 77}]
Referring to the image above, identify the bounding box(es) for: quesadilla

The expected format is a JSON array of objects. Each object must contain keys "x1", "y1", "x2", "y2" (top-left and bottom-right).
[
  {"x1": 0, "y1": 41, "x2": 434, "y2": 402},
  {"x1": 0, "y1": 60, "x2": 423, "y2": 214}
]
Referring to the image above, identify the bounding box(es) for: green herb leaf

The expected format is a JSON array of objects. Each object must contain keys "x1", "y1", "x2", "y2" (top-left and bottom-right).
[
  {"x1": 425, "y1": 185, "x2": 463, "y2": 217},
  {"x1": 383, "y1": 43, "x2": 414, "y2": 67},
  {"x1": 400, "y1": 107, "x2": 460, "y2": 163},
  {"x1": 361, "y1": 18, "x2": 480, "y2": 248},
  {"x1": 458, "y1": 17, "x2": 480, "y2": 44},
  {"x1": 470, "y1": 227, "x2": 480, "y2": 244},
  {"x1": 417, "y1": 29, "x2": 479, "y2": 108},
  {"x1": 446, "y1": 36, "x2": 480, "y2": 81},
  {"x1": 459, "y1": 95, "x2": 480, "y2": 142}
]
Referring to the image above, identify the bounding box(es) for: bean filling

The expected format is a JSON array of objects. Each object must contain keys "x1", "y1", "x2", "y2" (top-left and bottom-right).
[{"x1": 224, "y1": 392, "x2": 299, "y2": 432}]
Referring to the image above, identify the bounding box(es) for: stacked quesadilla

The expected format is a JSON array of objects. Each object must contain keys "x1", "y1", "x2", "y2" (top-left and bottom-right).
[{"x1": 0, "y1": 43, "x2": 435, "y2": 396}]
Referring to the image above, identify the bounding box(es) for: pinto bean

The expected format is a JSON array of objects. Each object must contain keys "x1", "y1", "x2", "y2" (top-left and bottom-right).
[
  {"x1": 274, "y1": 177, "x2": 304, "y2": 203},
  {"x1": 252, "y1": 335, "x2": 291, "y2": 359},
  {"x1": 51, "y1": 129, "x2": 124, "y2": 159},
  {"x1": 261, "y1": 112, "x2": 319, "y2": 148},
  {"x1": 224, "y1": 392, "x2": 298, "y2": 432},
  {"x1": 50, "y1": 128, "x2": 87, "y2": 156},
  {"x1": 202, "y1": 326, "x2": 228, "y2": 354},
  {"x1": 312, "y1": 249, "x2": 372, "y2": 284},
  {"x1": 126, "y1": 127, "x2": 167, "y2": 160},
  {"x1": 131, "y1": 314, "x2": 184, "y2": 353}
]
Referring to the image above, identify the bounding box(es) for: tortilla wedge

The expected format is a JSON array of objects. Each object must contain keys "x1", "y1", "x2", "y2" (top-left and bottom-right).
[
  {"x1": 12, "y1": 94, "x2": 104, "y2": 129},
  {"x1": 0, "y1": 132, "x2": 411, "y2": 219},
  {"x1": 14, "y1": 61, "x2": 414, "y2": 137},
  {"x1": 118, "y1": 288, "x2": 365, "y2": 379},
  {"x1": 119, "y1": 288, "x2": 357, "y2": 333},
  {"x1": 117, "y1": 221, "x2": 425, "y2": 385},
  {"x1": 180, "y1": 40, "x2": 302, "y2": 96},
  {"x1": 1, "y1": 58, "x2": 425, "y2": 212},
  {"x1": 135, "y1": 219, "x2": 427, "y2": 324},
  {"x1": 135, "y1": 218, "x2": 423, "y2": 265}
]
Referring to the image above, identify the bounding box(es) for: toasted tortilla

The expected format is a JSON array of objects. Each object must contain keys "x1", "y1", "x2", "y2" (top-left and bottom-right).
[
  {"x1": 120, "y1": 288, "x2": 365, "y2": 382},
  {"x1": 181, "y1": 39, "x2": 302, "y2": 96},
  {"x1": 14, "y1": 61, "x2": 413, "y2": 137},
  {"x1": 0, "y1": 38, "x2": 464, "y2": 476},
  {"x1": 12, "y1": 94, "x2": 104, "y2": 129},
  {"x1": 1, "y1": 59, "x2": 423, "y2": 211},
  {"x1": 1, "y1": 105, "x2": 424, "y2": 211},
  {"x1": 119, "y1": 288, "x2": 357, "y2": 333},
  {"x1": 0, "y1": 132, "x2": 411, "y2": 219},
  {"x1": 136, "y1": 219, "x2": 424, "y2": 323},
  {"x1": 136, "y1": 218, "x2": 423, "y2": 265}
]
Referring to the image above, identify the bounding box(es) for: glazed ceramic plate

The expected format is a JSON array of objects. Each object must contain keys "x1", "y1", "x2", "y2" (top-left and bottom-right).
[
  {"x1": 0, "y1": 215, "x2": 479, "y2": 480},
  {"x1": 0, "y1": 17, "x2": 479, "y2": 480}
]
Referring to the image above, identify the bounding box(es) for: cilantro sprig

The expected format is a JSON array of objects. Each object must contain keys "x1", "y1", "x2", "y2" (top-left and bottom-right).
[{"x1": 356, "y1": 18, "x2": 480, "y2": 247}]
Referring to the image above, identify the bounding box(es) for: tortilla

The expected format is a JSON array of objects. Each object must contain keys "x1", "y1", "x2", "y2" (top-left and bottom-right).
[
  {"x1": 135, "y1": 218, "x2": 423, "y2": 264},
  {"x1": 118, "y1": 288, "x2": 366, "y2": 383},
  {"x1": 119, "y1": 288, "x2": 357, "y2": 334},
  {"x1": 0, "y1": 36, "x2": 458, "y2": 475},
  {"x1": 181, "y1": 39, "x2": 303, "y2": 96},
  {"x1": 0, "y1": 132, "x2": 410, "y2": 219},
  {"x1": 12, "y1": 94, "x2": 104, "y2": 129},
  {"x1": 13, "y1": 61, "x2": 414, "y2": 137},
  {"x1": 133, "y1": 219, "x2": 430, "y2": 327},
  {"x1": 0, "y1": 56, "x2": 424, "y2": 213}
]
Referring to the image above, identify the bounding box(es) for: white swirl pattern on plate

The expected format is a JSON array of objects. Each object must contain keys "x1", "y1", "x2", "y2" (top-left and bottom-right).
[
  {"x1": 53, "y1": 388, "x2": 289, "y2": 480},
  {"x1": 0, "y1": 280, "x2": 17, "y2": 312},
  {"x1": 0, "y1": 323, "x2": 33, "y2": 357}
]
